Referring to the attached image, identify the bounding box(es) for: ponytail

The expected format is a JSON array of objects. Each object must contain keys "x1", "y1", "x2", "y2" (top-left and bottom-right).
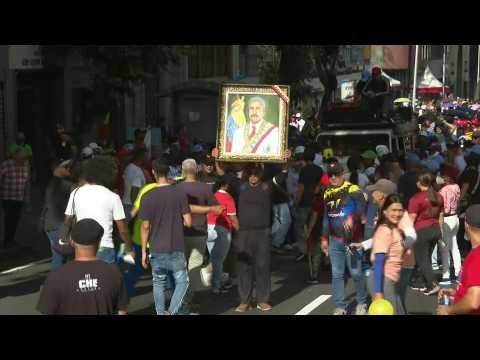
[
  {"x1": 418, "y1": 172, "x2": 439, "y2": 209},
  {"x1": 427, "y1": 187, "x2": 439, "y2": 207}
]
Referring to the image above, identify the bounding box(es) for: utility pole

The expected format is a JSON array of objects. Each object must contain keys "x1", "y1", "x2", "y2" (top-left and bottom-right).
[
  {"x1": 477, "y1": 44, "x2": 480, "y2": 84},
  {"x1": 412, "y1": 45, "x2": 419, "y2": 111},
  {"x1": 443, "y1": 45, "x2": 447, "y2": 99}
]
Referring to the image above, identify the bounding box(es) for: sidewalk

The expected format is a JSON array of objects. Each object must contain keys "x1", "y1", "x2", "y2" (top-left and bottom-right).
[{"x1": 0, "y1": 182, "x2": 51, "y2": 272}]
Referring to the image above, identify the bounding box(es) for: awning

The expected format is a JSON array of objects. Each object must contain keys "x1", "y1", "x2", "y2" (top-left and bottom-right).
[
  {"x1": 417, "y1": 65, "x2": 445, "y2": 93},
  {"x1": 382, "y1": 71, "x2": 401, "y2": 87}
]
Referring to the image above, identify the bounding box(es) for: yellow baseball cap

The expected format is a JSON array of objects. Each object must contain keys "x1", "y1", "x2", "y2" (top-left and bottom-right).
[{"x1": 323, "y1": 148, "x2": 334, "y2": 159}]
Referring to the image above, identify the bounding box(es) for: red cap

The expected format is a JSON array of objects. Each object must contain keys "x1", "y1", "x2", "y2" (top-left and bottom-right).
[
  {"x1": 372, "y1": 67, "x2": 381, "y2": 75},
  {"x1": 117, "y1": 148, "x2": 132, "y2": 157}
]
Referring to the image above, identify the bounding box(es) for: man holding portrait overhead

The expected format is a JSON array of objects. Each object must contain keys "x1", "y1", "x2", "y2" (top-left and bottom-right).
[{"x1": 231, "y1": 97, "x2": 279, "y2": 155}]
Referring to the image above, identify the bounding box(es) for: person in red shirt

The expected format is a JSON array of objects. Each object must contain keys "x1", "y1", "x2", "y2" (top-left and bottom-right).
[
  {"x1": 176, "y1": 125, "x2": 190, "y2": 155},
  {"x1": 203, "y1": 178, "x2": 240, "y2": 294},
  {"x1": 437, "y1": 204, "x2": 480, "y2": 315},
  {"x1": 408, "y1": 172, "x2": 444, "y2": 296}
]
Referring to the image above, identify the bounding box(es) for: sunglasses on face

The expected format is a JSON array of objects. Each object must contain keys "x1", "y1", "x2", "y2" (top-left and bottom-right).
[{"x1": 329, "y1": 173, "x2": 342, "y2": 178}]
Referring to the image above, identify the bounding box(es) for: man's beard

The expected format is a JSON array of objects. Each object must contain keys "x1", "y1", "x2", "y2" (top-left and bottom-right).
[{"x1": 250, "y1": 116, "x2": 261, "y2": 124}]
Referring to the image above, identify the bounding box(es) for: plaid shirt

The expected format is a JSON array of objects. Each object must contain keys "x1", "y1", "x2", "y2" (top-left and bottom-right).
[{"x1": 0, "y1": 159, "x2": 30, "y2": 201}]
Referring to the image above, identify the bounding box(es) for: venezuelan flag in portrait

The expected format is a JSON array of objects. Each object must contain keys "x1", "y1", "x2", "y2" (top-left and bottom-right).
[{"x1": 226, "y1": 96, "x2": 246, "y2": 152}]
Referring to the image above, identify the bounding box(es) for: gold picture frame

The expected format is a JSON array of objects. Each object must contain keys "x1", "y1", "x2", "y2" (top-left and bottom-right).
[{"x1": 217, "y1": 83, "x2": 290, "y2": 163}]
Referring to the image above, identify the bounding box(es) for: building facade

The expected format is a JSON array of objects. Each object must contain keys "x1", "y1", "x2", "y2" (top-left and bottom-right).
[
  {"x1": 417, "y1": 45, "x2": 479, "y2": 99},
  {"x1": 149, "y1": 45, "x2": 259, "y2": 144}
]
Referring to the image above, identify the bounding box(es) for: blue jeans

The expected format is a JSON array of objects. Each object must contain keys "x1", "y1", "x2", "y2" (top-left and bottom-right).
[
  {"x1": 46, "y1": 229, "x2": 67, "y2": 271},
  {"x1": 120, "y1": 244, "x2": 176, "y2": 298},
  {"x1": 272, "y1": 203, "x2": 292, "y2": 248},
  {"x1": 123, "y1": 244, "x2": 143, "y2": 298},
  {"x1": 399, "y1": 268, "x2": 414, "y2": 314},
  {"x1": 150, "y1": 252, "x2": 189, "y2": 315},
  {"x1": 207, "y1": 225, "x2": 232, "y2": 290},
  {"x1": 329, "y1": 236, "x2": 368, "y2": 309},
  {"x1": 97, "y1": 247, "x2": 116, "y2": 264}
]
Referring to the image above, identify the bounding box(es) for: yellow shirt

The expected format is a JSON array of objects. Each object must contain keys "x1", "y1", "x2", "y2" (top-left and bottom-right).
[{"x1": 132, "y1": 183, "x2": 159, "y2": 246}]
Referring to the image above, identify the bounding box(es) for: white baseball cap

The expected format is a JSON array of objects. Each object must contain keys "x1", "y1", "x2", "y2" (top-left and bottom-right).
[
  {"x1": 294, "y1": 146, "x2": 306, "y2": 155},
  {"x1": 376, "y1": 145, "x2": 390, "y2": 158},
  {"x1": 81, "y1": 146, "x2": 94, "y2": 158}
]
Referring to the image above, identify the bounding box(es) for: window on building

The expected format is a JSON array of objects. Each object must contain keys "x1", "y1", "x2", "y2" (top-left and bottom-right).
[
  {"x1": 145, "y1": 77, "x2": 163, "y2": 127},
  {"x1": 188, "y1": 45, "x2": 232, "y2": 79},
  {"x1": 430, "y1": 45, "x2": 443, "y2": 60}
]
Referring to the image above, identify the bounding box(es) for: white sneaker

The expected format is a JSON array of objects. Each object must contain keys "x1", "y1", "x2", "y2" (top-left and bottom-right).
[
  {"x1": 439, "y1": 278, "x2": 451, "y2": 285},
  {"x1": 355, "y1": 304, "x2": 368, "y2": 315},
  {"x1": 333, "y1": 308, "x2": 347, "y2": 315},
  {"x1": 200, "y1": 267, "x2": 212, "y2": 287}
]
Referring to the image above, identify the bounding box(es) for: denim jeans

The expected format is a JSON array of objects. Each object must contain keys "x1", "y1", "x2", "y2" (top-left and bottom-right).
[
  {"x1": 207, "y1": 225, "x2": 232, "y2": 290},
  {"x1": 123, "y1": 244, "x2": 143, "y2": 298},
  {"x1": 329, "y1": 236, "x2": 368, "y2": 309},
  {"x1": 272, "y1": 203, "x2": 292, "y2": 248},
  {"x1": 150, "y1": 252, "x2": 189, "y2": 315},
  {"x1": 97, "y1": 247, "x2": 116, "y2": 264},
  {"x1": 120, "y1": 244, "x2": 176, "y2": 298},
  {"x1": 46, "y1": 229, "x2": 67, "y2": 271},
  {"x1": 294, "y1": 207, "x2": 311, "y2": 255}
]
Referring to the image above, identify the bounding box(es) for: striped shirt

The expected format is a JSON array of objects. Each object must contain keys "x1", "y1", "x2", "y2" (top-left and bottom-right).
[{"x1": 0, "y1": 159, "x2": 29, "y2": 201}]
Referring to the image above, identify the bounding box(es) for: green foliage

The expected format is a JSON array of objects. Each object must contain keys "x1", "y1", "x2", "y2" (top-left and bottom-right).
[
  {"x1": 40, "y1": 45, "x2": 186, "y2": 117},
  {"x1": 41, "y1": 45, "x2": 185, "y2": 97},
  {"x1": 257, "y1": 45, "x2": 341, "y2": 109}
]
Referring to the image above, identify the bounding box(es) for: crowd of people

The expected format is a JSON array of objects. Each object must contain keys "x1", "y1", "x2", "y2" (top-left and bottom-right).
[{"x1": 3, "y1": 98, "x2": 480, "y2": 315}]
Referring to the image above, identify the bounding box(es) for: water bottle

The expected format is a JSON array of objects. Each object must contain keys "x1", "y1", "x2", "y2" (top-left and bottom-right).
[{"x1": 439, "y1": 294, "x2": 450, "y2": 306}]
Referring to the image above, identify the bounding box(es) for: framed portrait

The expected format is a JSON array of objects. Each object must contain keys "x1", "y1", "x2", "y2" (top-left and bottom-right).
[{"x1": 216, "y1": 83, "x2": 290, "y2": 163}]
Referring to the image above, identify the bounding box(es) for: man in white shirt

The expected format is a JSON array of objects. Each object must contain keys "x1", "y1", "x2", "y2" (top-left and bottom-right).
[
  {"x1": 65, "y1": 156, "x2": 134, "y2": 264},
  {"x1": 122, "y1": 149, "x2": 147, "y2": 221},
  {"x1": 231, "y1": 97, "x2": 279, "y2": 155}
]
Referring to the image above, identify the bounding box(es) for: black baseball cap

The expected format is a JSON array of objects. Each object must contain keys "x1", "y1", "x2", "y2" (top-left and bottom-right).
[
  {"x1": 327, "y1": 162, "x2": 344, "y2": 176},
  {"x1": 466, "y1": 205, "x2": 480, "y2": 228},
  {"x1": 71, "y1": 219, "x2": 104, "y2": 246}
]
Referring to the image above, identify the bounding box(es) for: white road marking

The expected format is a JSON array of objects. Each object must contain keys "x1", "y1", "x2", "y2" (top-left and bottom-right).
[
  {"x1": 295, "y1": 295, "x2": 332, "y2": 315},
  {"x1": 0, "y1": 258, "x2": 51, "y2": 275}
]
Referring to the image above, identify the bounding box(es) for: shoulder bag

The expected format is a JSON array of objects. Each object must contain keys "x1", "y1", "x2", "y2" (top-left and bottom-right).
[{"x1": 52, "y1": 188, "x2": 79, "y2": 256}]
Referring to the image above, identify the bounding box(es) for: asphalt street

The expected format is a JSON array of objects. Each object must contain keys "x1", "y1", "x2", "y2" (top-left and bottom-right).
[{"x1": 0, "y1": 250, "x2": 440, "y2": 316}]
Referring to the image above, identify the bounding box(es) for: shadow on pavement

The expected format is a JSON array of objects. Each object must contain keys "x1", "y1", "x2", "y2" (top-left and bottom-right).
[{"x1": 0, "y1": 276, "x2": 47, "y2": 299}]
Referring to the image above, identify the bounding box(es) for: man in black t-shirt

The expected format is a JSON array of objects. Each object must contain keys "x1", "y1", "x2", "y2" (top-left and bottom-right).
[
  {"x1": 139, "y1": 160, "x2": 192, "y2": 315},
  {"x1": 37, "y1": 219, "x2": 129, "y2": 315},
  {"x1": 175, "y1": 158, "x2": 224, "y2": 314},
  {"x1": 398, "y1": 158, "x2": 422, "y2": 208},
  {"x1": 235, "y1": 162, "x2": 289, "y2": 312},
  {"x1": 294, "y1": 148, "x2": 323, "y2": 261}
]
